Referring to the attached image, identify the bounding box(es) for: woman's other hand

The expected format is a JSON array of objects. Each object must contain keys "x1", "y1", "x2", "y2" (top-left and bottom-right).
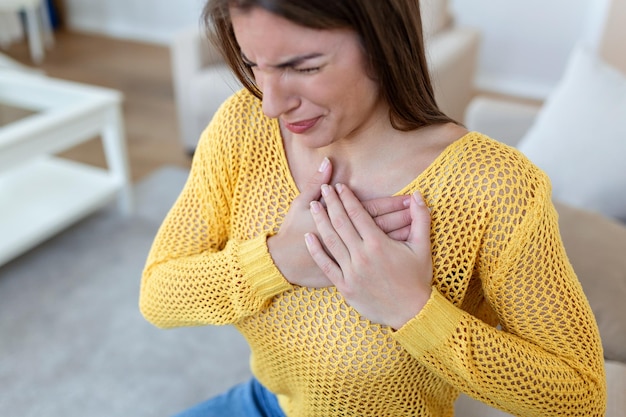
[
  {"x1": 305, "y1": 183, "x2": 433, "y2": 329},
  {"x1": 268, "y1": 158, "x2": 414, "y2": 288}
]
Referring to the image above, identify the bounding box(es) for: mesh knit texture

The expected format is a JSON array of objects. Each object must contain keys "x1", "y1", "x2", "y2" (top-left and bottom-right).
[{"x1": 140, "y1": 90, "x2": 606, "y2": 416}]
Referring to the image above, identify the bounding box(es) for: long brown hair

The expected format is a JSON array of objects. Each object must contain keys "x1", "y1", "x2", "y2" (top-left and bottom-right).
[{"x1": 203, "y1": 0, "x2": 457, "y2": 130}]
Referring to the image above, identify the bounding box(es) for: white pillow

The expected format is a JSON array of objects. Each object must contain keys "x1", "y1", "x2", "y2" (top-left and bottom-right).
[{"x1": 517, "y1": 45, "x2": 626, "y2": 221}]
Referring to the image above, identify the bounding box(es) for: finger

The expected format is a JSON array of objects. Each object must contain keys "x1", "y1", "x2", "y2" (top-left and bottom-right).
[
  {"x1": 372, "y1": 206, "x2": 412, "y2": 235},
  {"x1": 321, "y1": 184, "x2": 363, "y2": 248},
  {"x1": 304, "y1": 232, "x2": 344, "y2": 284},
  {"x1": 406, "y1": 191, "x2": 432, "y2": 251},
  {"x1": 362, "y1": 195, "x2": 411, "y2": 218},
  {"x1": 387, "y1": 225, "x2": 411, "y2": 241},
  {"x1": 363, "y1": 195, "x2": 412, "y2": 235},
  {"x1": 310, "y1": 200, "x2": 351, "y2": 263},
  {"x1": 334, "y1": 183, "x2": 385, "y2": 241},
  {"x1": 298, "y1": 157, "x2": 332, "y2": 203}
]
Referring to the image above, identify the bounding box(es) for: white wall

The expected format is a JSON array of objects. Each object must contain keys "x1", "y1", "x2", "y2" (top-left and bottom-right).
[
  {"x1": 63, "y1": 0, "x2": 206, "y2": 45},
  {"x1": 450, "y1": 0, "x2": 611, "y2": 99}
]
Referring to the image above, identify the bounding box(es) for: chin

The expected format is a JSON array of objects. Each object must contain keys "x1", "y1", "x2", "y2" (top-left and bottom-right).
[{"x1": 294, "y1": 129, "x2": 337, "y2": 149}]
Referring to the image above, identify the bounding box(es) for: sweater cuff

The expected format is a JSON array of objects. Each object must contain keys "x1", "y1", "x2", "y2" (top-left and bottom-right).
[
  {"x1": 392, "y1": 288, "x2": 464, "y2": 358},
  {"x1": 239, "y1": 235, "x2": 292, "y2": 302}
]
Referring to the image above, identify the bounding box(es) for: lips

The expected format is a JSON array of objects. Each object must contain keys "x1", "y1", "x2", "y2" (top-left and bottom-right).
[{"x1": 283, "y1": 117, "x2": 321, "y2": 134}]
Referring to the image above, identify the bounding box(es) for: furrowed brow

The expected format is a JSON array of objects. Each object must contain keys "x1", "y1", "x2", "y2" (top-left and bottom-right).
[{"x1": 240, "y1": 52, "x2": 323, "y2": 68}]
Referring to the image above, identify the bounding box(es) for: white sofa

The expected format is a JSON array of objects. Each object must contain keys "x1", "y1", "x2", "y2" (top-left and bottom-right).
[
  {"x1": 169, "y1": 0, "x2": 480, "y2": 153},
  {"x1": 455, "y1": 45, "x2": 626, "y2": 417}
]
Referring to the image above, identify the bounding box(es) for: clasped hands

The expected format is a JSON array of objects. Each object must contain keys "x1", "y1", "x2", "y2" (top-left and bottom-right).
[{"x1": 267, "y1": 158, "x2": 433, "y2": 329}]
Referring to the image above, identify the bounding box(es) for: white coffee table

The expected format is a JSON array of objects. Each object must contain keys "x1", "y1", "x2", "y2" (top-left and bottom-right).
[{"x1": 0, "y1": 69, "x2": 133, "y2": 266}]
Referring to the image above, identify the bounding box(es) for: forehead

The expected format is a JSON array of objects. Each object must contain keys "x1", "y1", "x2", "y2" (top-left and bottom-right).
[{"x1": 230, "y1": 7, "x2": 357, "y2": 61}]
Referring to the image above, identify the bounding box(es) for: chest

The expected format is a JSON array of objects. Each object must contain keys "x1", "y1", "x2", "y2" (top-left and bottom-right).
[{"x1": 287, "y1": 153, "x2": 441, "y2": 204}]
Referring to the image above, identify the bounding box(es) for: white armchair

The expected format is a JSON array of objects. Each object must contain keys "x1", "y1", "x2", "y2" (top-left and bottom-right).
[
  {"x1": 169, "y1": 0, "x2": 480, "y2": 153},
  {"x1": 169, "y1": 25, "x2": 240, "y2": 155},
  {"x1": 421, "y1": 0, "x2": 480, "y2": 128}
]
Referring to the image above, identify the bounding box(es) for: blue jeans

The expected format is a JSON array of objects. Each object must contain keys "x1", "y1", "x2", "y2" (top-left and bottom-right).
[{"x1": 172, "y1": 378, "x2": 286, "y2": 417}]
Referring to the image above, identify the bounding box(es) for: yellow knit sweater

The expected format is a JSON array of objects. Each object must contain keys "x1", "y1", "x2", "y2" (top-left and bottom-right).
[{"x1": 140, "y1": 90, "x2": 606, "y2": 416}]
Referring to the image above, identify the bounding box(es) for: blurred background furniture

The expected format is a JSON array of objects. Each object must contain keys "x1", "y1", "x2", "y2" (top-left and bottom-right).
[
  {"x1": 420, "y1": 0, "x2": 480, "y2": 126},
  {"x1": 0, "y1": 69, "x2": 133, "y2": 266},
  {"x1": 170, "y1": 24, "x2": 238, "y2": 155},
  {"x1": 0, "y1": 0, "x2": 54, "y2": 63},
  {"x1": 169, "y1": 0, "x2": 481, "y2": 153}
]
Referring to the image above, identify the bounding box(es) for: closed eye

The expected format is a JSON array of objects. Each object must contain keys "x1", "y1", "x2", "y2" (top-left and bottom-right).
[
  {"x1": 240, "y1": 52, "x2": 323, "y2": 74},
  {"x1": 293, "y1": 66, "x2": 321, "y2": 74}
]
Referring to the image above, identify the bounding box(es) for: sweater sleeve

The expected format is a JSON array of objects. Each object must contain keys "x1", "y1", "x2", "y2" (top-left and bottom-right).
[
  {"x1": 393, "y1": 182, "x2": 606, "y2": 416},
  {"x1": 139, "y1": 100, "x2": 292, "y2": 329}
]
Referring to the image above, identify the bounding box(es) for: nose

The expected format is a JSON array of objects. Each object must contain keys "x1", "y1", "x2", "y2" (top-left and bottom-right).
[{"x1": 256, "y1": 72, "x2": 298, "y2": 119}]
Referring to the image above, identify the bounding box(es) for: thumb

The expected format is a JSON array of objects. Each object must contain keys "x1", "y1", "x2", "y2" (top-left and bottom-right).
[
  {"x1": 406, "y1": 191, "x2": 432, "y2": 251},
  {"x1": 299, "y1": 157, "x2": 332, "y2": 202}
]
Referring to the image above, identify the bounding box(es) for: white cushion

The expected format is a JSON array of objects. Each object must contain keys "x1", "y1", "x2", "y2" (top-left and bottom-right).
[{"x1": 517, "y1": 45, "x2": 626, "y2": 221}]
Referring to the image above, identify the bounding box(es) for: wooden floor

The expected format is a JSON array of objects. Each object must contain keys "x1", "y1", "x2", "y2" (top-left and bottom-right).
[{"x1": 2, "y1": 30, "x2": 192, "y2": 183}]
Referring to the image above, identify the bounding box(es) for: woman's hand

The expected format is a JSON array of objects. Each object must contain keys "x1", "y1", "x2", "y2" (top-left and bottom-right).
[
  {"x1": 268, "y1": 158, "x2": 414, "y2": 288},
  {"x1": 305, "y1": 183, "x2": 433, "y2": 329}
]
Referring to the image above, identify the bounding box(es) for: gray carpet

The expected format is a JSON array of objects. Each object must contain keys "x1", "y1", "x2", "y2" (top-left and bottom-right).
[{"x1": 0, "y1": 166, "x2": 252, "y2": 417}]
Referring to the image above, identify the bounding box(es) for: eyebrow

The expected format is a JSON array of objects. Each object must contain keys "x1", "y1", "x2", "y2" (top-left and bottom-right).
[{"x1": 241, "y1": 52, "x2": 323, "y2": 69}]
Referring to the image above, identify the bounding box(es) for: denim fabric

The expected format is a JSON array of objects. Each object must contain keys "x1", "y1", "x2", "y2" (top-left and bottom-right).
[{"x1": 172, "y1": 378, "x2": 286, "y2": 417}]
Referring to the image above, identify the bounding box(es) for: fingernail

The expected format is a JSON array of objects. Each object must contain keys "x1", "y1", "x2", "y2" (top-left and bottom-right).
[
  {"x1": 318, "y1": 157, "x2": 330, "y2": 172},
  {"x1": 321, "y1": 184, "x2": 330, "y2": 196},
  {"x1": 304, "y1": 233, "x2": 315, "y2": 248},
  {"x1": 403, "y1": 196, "x2": 411, "y2": 207},
  {"x1": 413, "y1": 190, "x2": 426, "y2": 206},
  {"x1": 335, "y1": 183, "x2": 343, "y2": 193},
  {"x1": 310, "y1": 201, "x2": 321, "y2": 213}
]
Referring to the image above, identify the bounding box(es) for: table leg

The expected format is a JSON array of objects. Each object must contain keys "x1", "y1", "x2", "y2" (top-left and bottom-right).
[
  {"x1": 24, "y1": 6, "x2": 44, "y2": 64},
  {"x1": 101, "y1": 105, "x2": 134, "y2": 216}
]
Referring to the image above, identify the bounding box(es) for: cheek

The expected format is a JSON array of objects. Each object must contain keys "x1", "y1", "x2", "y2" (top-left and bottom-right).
[
  {"x1": 316, "y1": 72, "x2": 379, "y2": 112},
  {"x1": 338, "y1": 76, "x2": 381, "y2": 120}
]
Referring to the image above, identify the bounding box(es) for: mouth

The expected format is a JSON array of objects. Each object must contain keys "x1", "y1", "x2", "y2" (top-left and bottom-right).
[{"x1": 283, "y1": 117, "x2": 321, "y2": 134}]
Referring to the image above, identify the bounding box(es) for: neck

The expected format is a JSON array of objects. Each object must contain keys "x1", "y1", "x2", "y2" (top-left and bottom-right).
[
  {"x1": 282, "y1": 114, "x2": 465, "y2": 200},
  {"x1": 304, "y1": 123, "x2": 421, "y2": 199},
  {"x1": 321, "y1": 110, "x2": 402, "y2": 165}
]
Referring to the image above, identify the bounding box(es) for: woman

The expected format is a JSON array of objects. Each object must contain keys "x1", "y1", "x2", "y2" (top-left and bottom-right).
[{"x1": 140, "y1": 0, "x2": 606, "y2": 416}]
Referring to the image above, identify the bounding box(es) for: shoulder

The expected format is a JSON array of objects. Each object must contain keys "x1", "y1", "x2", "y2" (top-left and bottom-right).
[
  {"x1": 434, "y1": 131, "x2": 552, "y2": 206},
  {"x1": 197, "y1": 88, "x2": 274, "y2": 153},
  {"x1": 451, "y1": 131, "x2": 547, "y2": 180},
  {"x1": 209, "y1": 88, "x2": 267, "y2": 134}
]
